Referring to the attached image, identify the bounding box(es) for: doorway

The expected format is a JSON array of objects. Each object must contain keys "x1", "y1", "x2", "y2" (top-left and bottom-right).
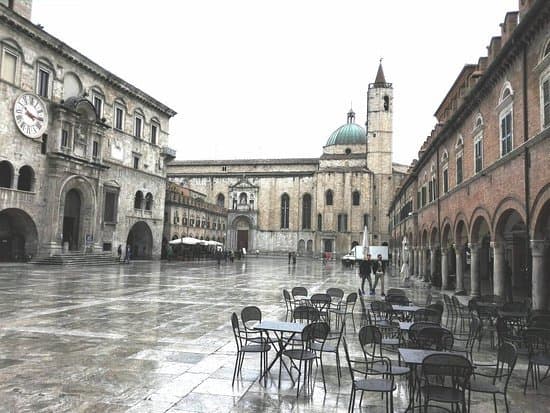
[
  {"x1": 237, "y1": 230, "x2": 248, "y2": 251},
  {"x1": 63, "y1": 189, "x2": 81, "y2": 251}
]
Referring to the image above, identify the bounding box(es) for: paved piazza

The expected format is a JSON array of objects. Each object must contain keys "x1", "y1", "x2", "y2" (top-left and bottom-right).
[{"x1": 0, "y1": 258, "x2": 548, "y2": 412}]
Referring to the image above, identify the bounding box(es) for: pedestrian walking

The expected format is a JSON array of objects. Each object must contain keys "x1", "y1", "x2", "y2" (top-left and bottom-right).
[
  {"x1": 124, "y1": 244, "x2": 131, "y2": 264},
  {"x1": 292, "y1": 252, "x2": 297, "y2": 265},
  {"x1": 359, "y1": 253, "x2": 375, "y2": 295},
  {"x1": 374, "y1": 254, "x2": 386, "y2": 296},
  {"x1": 117, "y1": 244, "x2": 122, "y2": 262}
]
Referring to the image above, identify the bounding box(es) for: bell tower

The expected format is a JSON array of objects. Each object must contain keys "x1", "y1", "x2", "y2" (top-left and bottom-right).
[{"x1": 366, "y1": 61, "x2": 394, "y2": 244}]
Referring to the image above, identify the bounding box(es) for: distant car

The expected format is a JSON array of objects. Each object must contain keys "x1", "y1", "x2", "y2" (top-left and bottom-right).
[{"x1": 341, "y1": 246, "x2": 364, "y2": 266}]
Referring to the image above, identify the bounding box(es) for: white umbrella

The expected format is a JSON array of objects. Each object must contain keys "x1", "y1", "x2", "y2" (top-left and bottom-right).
[
  {"x1": 206, "y1": 240, "x2": 222, "y2": 246},
  {"x1": 361, "y1": 225, "x2": 369, "y2": 257},
  {"x1": 169, "y1": 237, "x2": 201, "y2": 245}
]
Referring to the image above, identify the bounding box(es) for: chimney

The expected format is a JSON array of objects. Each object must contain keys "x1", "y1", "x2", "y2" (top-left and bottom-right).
[
  {"x1": 486, "y1": 36, "x2": 502, "y2": 66},
  {"x1": 3, "y1": 0, "x2": 33, "y2": 20},
  {"x1": 500, "y1": 12, "x2": 519, "y2": 45}
]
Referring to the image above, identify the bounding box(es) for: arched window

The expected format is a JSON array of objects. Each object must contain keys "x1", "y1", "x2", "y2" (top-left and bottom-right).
[
  {"x1": 216, "y1": 193, "x2": 225, "y2": 208},
  {"x1": 302, "y1": 194, "x2": 311, "y2": 229},
  {"x1": 0, "y1": 161, "x2": 13, "y2": 188},
  {"x1": 456, "y1": 135, "x2": 464, "y2": 185},
  {"x1": 317, "y1": 213, "x2": 322, "y2": 231},
  {"x1": 352, "y1": 190, "x2": 360, "y2": 206},
  {"x1": 134, "y1": 191, "x2": 143, "y2": 209},
  {"x1": 383, "y1": 95, "x2": 389, "y2": 111},
  {"x1": 499, "y1": 84, "x2": 514, "y2": 157},
  {"x1": 17, "y1": 165, "x2": 34, "y2": 191},
  {"x1": 239, "y1": 192, "x2": 247, "y2": 204},
  {"x1": 281, "y1": 193, "x2": 290, "y2": 229},
  {"x1": 325, "y1": 189, "x2": 333, "y2": 206},
  {"x1": 145, "y1": 192, "x2": 153, "y2": 211}
]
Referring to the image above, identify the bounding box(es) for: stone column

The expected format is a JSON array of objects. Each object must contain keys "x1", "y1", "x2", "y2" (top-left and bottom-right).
[
  {"x1": 416, "y1": 248, "x2": 421, "y2": 277},
  {"x1": 455, "y1": 245, "x2": 464, "y2": 292},
  {"x1": 421, "y1": 248, "x2": 426, "y2": 278},
  {"x1": 430, "y1": 247, "x2": 437, "y2": 283},
  {"x1": 491, "y1": 241, "x2": 505, "y2": 297},
  {"x1": 441, "y1": 248, "x2": 449, "y2": 290},
  {"x1": 12, "y1": 172, "x2": 18, "y2": 189},
  {"x1": 531, "y1": 240, "x2": 547, "y2": 311},
  {"x1": 469, "y1": 243, "x2": 480, "y2": 297}
]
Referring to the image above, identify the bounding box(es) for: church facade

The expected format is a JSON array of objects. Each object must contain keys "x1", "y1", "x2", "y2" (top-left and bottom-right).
[
  {"x1": 168, "y1": 65, "x2": 407, "y2": 257},
  {"x1": 0, "y1": 1, "x2": 176, "y2": 261}
]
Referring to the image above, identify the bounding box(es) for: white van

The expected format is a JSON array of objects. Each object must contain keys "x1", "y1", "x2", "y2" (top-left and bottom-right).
[{"x1": 341, "y1": 245, "x2": 388, "y2": 266}]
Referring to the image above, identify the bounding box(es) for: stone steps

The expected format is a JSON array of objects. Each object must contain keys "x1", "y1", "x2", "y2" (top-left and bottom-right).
[{"x1": 32, "y1": 251, "x2": 119, "y2": 266}]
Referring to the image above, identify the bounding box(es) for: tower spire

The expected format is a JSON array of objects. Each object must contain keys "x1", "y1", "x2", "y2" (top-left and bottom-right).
[
  {"x1": 347, "y1": 107, "x2": 355, "y2": 124},
  {"x1": 374, "y1": 58, "x2": 386, "y2": 84}
]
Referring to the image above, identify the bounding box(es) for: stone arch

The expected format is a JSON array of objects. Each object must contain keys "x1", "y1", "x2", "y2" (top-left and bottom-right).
[
  {"x1": 0, "y1": 160, "x2": 14, "y2": 188},
  {"x1": 216, "y1": 193, "x2": 225, "y2": 208},
  {"x1": 306, "y1": 240, "x2": 313, "y2": 252},
  {"x1": 454, "y1": 213, "x2": 470, "y2": 244},
  {"x1": 145, "y1": 192, "x2": 153, "y2": 211},
  {"x1": 0, "y1": 208, "x2": 39, "y2": 261},
  {"x1": 430, "y1": 226, "x2": 439, "y2": 247},
  {"x1": 17, "y1": 165, "x2": 35, "y2": 191},
  {"x1": 127, "y1": 221, "x2": 153, "y2": 259},
  {"x1": 492, "y1": 197, "x2": 527, "y2": 239},
  {"x1": 420, "y1": 227, "x2": 429, "y2": 247},
  {"x1": 530, "y1": 184, "x2": 550, "y2": 238},
  {"x1": 134, "y1": 191, "x2": 144, "y2": 210},
  {"x1": 298, "y1": 239, "x2": 305, "y2": 254},
  {"x1": 232, "y1": 215, "x2": 252, "y2": 252},
  {"x1": 441, "y1": 218, "x2": 453, "y2": 246},
  {"x1": 58, "y1": 175, "x2": 96, "y2": 251},
  {"x1": 470, "y1": 207, "x2": 493, "y2": 243}
]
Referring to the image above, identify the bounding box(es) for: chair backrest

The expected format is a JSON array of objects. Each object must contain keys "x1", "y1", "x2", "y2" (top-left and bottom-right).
[
  {"x1": 346, "y1": 292, "x2": 358, "y2": 305},
  {"x1": 326, "y1": 287, "x2": 344, "y2": 303},
  {"x1": 416, "y1": 326, "x2": 454, "y2": 350},
  {"x1": 302, "y1": 321, "x2": 330, "y2": 344},
  {"x1": 358, "y1": 325, "x2": 382, "y2": 359},
  {"x1": 386, "y1": 294, "x2": 410, "y2": 306},
  {"x1": 292, "y1": 286, "x2": 308, "y2": 299},
  {"x1": 231, "y1": 312, "x2": 243, "y2": 350},
  {"x1": 241, "y1": 305, "x2": 262, "y2": 326},
  {"x1": 293, "y1": 305, "x2": 320, "y2": 323},
  {"x1": 386, "y1": 288, "x2": 406, "y2": 296},
  {"x1": 497, "y1": 342, "x2": 518, "y2": 389},
  {"x1": 310, "y1": 293, "x2": 331, "y2": 304},
  {"x1": 414, "y1": 308, "x2": 442, "y2": 323},
  {"x1": 422, "y1": 353, "x2": 472, "y2": 390},
  {"x1": 283, "y1": 289, "x2": 293, "y2": 310},
  {"x1": 342, "y1": 337, "x2": 357, "y2": 382},
  {"x1": 523, "y1": 327, "x2": 550, "y2": 355}
]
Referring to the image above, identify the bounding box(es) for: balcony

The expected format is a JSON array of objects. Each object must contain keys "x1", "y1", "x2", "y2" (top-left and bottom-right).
[{"x1": 161, "y1": 146, "x2": 177, "y2": 161}]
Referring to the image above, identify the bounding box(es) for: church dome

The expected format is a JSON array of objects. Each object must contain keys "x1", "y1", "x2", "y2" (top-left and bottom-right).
[{"x1": 326, "y1": 109, "x2": 366, "y2": 146}]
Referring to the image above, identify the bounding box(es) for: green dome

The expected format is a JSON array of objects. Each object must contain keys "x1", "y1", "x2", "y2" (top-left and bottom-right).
[{"x1": 326, "y1": 121, "x2": 366, "y2": 146}]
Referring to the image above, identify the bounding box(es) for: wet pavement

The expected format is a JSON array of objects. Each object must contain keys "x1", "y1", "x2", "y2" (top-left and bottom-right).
[{"x1": 0, "y1": 257, "x2": 548, "y2": 412}]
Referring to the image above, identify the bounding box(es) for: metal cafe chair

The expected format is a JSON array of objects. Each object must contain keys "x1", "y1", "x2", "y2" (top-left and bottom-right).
[
  {"x1": 421, "y1": 353, "x2": 473, "y2": 412},
  {"x1": 416, "y1": 325, "x2": 454, "y2": 351},
  {"x1": 386, "y1": 288, "x2": 407, "y2": 296},
  {"x1": 230, "y1": 312, "x2": 271, "y2": 386},
  {"x1": 330, "y1": 292, "x2": 358, "y2": 333},
  {"x1": 343, "y1": 336, "x2": 396, "y2": 412},
  {"x1": 311, "y1": 320, "x2": 346, "y2": 385},
  {"x1": 407, "y1": 321, "x2": 441, "y2": 348},
  {"x1": 310, "y1": 293, "x2": 332, "y2": 323},
  {"x1": 241, "y1": 305, "x2": 266, "y2": 344},
  {"x1": 413, "y1": 308, "x2": 442, "y2": 324},
  {"x1": 467, "y1": 342, "x2": 518, "y2": 413},
  {"x1": 326, "y1": 287, "x2": 345, "y2": 307},
  {"x1": 283, "y1": 321, "x2": 330, "y2": 396},
  {"x1": 523, "y1": 327, "x2": 550, "y2": 394},
  {"x1": 292, "y1": 286, "x2": 308, "y2": 305}
]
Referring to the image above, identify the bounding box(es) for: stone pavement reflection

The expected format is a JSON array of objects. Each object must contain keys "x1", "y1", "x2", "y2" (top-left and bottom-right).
[{"x1": 0, "y1": 258, "x2": 548, "y2": 412}]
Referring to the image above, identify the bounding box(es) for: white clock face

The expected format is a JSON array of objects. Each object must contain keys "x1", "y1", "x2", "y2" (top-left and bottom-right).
[{"x1": 13, "y1": 93, "x2": 48, "y2": 138}]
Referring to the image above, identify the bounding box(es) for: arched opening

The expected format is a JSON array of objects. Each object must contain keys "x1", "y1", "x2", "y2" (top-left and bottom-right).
[
  {"x1": 352, "y1": 190, "x2": 360, "y2": 206},
  {"x1": 281, "y1": 193, "x2": 290, "y2": 229},
  {"x1": 239, "y1": 192, "x2": 247, "y2": 205},
  {"x1": 234, "y1": 216, "x2": 250, "y2": 251},
  {"x1": 0, "y1": 161, "x2": 13, "y2": 188},
  {"x1": 298, "y1": 239, "x2": 305, "y2": 254},
  {"x1": 532, "y1": 198, "x2": 550, "y2": 310},
  {"x1": 63, "y1": 189, "x2": 81, "y2": 251},
  {"x1": 134, "y1": 191, "x2": 143, "y2": 209},
  {"x1": 471, "y1": 215, "x2": 492, "y2": 295},
  {"x1": 302, "y1": 194, "x2": 311, "y2": 229},
  {"x1": 495, "y1": 209, "x2": 529, "y2": 301},
  {"x1": 0, "y1": 208, "x2": 39, "y2": 261},
  {"x1": 127, "y1": 221, "x2": 153, "y2": 259},
  {"x1": 325, "y1": 189, "x2": 333, "y2": 206},
  {"x1": 145, "y1": 192, "x2": 153, "y2": 211},
  {"x1": 17, "y1": 165, "x2": 34, "y2": 191},
  {"x1": 306, "y1": 240, "x2": 313, "y2": 253},
  {"x1": 217, "y1": 193, "x2": 225, "y2": 208}
]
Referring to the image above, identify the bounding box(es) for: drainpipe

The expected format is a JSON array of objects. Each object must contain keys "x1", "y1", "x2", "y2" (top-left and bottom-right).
[{"x1": 522, "y1": 44, "x2": 531, "y2": 282}]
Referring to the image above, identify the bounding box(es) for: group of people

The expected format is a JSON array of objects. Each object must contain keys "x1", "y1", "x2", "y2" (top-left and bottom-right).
[
  {"x1": 117, "y1": 244, "x2": 132, "y2": 264},
  {"x1": 358, "y1": 253, "x2": 387, "y2": 296}
]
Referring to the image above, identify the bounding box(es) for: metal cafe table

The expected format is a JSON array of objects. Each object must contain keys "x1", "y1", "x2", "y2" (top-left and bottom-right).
[
  {"x1": 398, "y1": 347, "x2": 460, "y2": 411},
  {"x1": 254, "y1": 320, "x2": 307, "y2": 386}
]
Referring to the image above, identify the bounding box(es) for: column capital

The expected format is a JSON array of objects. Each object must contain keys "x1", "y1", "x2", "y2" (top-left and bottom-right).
[
  {"x1": 490, "y1": 241, "x2": 504, "y2": 251},
  {"x1": 530, "y1": 239, "x2": 548, "y2": 257},
  {"x1": 468, "y1": 242, "x2": 480, "y2": 252}
]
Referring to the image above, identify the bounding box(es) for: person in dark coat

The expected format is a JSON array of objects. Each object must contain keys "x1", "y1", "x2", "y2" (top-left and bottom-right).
[{"x1": 359, "y1": 253, "x2": 375, "y2": 295}]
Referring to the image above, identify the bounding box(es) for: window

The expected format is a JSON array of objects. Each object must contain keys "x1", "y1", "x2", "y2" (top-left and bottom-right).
[
  {"x1": 145, "y1": 193, "x2": 153, "y2": 211},
  {"x1": 337, "y1": 213, "x2": 348, "y2": 232},
  {"x1": 37, "y1": 66, "x2": 50, "y2": 98},
  {"x1": 543, "y1": 78, "x2": 550, "y2": 128},
  {"x1": 443, "y1": 167, "x2": 449, "y2": 193},
  {"x1": 302, "y1": 194, "x2": 311, "y2": 229},
  {"x1": 151, "y1": 122, "x2": 159, "y2": 145},
  {"x1": 325, "y1": 189, "x2": 333, "y2": 206},
  {"x1": 92, "y1": 140, "x2": 99, "y2": 159},
  {"x1": 352, "y1": 190, "x2": 360, "y2": 206},
  {"x1": 17, "y1": 165, "x2": 33, "y2": 191},
  {"x1": 103, "y1": 191, "x2": 118, "y2": 223},
  {"x1": 432, "y1": 176, "x2": 437, "y2": 200},
  {"x1": 216, "y1": 193, "x2": 225, "y2": 207},
  {"x1": 93, "y1": 94, "x2": 103, "y2": 119},
  {"x1": 456, "y1": 155, "x2": 463, "y2": 184},
  {"x1": 317, "y1": 213, "x2": 322, "y2": 231},
  {"x1": 281, "y1": 193, "x2": 290, "y2": 229},
  {"x1": 239, "y1": 192, "x2": 247, "y2": 204},
  {"x1": 0, "y1": 161, "x2": 12, "y2": 188},
  {"x1": 421, "y1": 186, "x2": 427, "y2": 207},
  {"x1": 61, "y1": 127, "x2": 69, "y2": 148},
  {"x1": 474, "y1": 134, "x2": 483, "y2": 173},
  {"x1": 134, "y1": 115, "x2": 143, "y2": 138},
  {"x1": 133, "y1": 156, "x2": 139, "y2": 169},
  {"x1": 1, "y1": 48, "x2": 17, "y2": 83},
  {"x1": 41, "y1": 134, "x2": 47, "y2": 154},
  {"x1": 500, "y1": 111, "x2": 512, "y2": 156},
  {"x1": 363, "y1": 214, "x2": 369, "y2": 227},
  {"x1": 133, "y1": 191, "x2": 143, "y2": 209},
  {"x1": 428, "y1": 180, "x2": 433, "y2": 202},
  {"x1": 114, "y1": 105, "x2": 124, "y2": 130},
  {"x1": 383, "y1": 95, "x2": 389, "y2": 111}
]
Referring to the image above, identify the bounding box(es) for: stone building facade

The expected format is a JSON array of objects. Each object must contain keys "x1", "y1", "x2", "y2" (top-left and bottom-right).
[
  {"x1": 163, "y1": 182, "x2": 228, "y2": 256},
  {"x1": 0, "y1": 1, "x2": 176, "y2": 260},
  {"x1": 388, "y1": 0, "x2": 550, "y2": 310},
  {"x1": 168, "y1": 65, "x2": 407, "y2": 257}
]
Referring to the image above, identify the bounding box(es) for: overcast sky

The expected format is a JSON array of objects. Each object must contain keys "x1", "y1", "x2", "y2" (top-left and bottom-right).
[{"x1": 33, "y1": 0, "x2": 518, "y2": 165}]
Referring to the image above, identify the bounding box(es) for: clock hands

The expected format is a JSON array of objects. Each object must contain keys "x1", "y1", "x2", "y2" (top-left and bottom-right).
[{"x1": 25, "y1": 109, "x2": 44, "y2": 122}]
